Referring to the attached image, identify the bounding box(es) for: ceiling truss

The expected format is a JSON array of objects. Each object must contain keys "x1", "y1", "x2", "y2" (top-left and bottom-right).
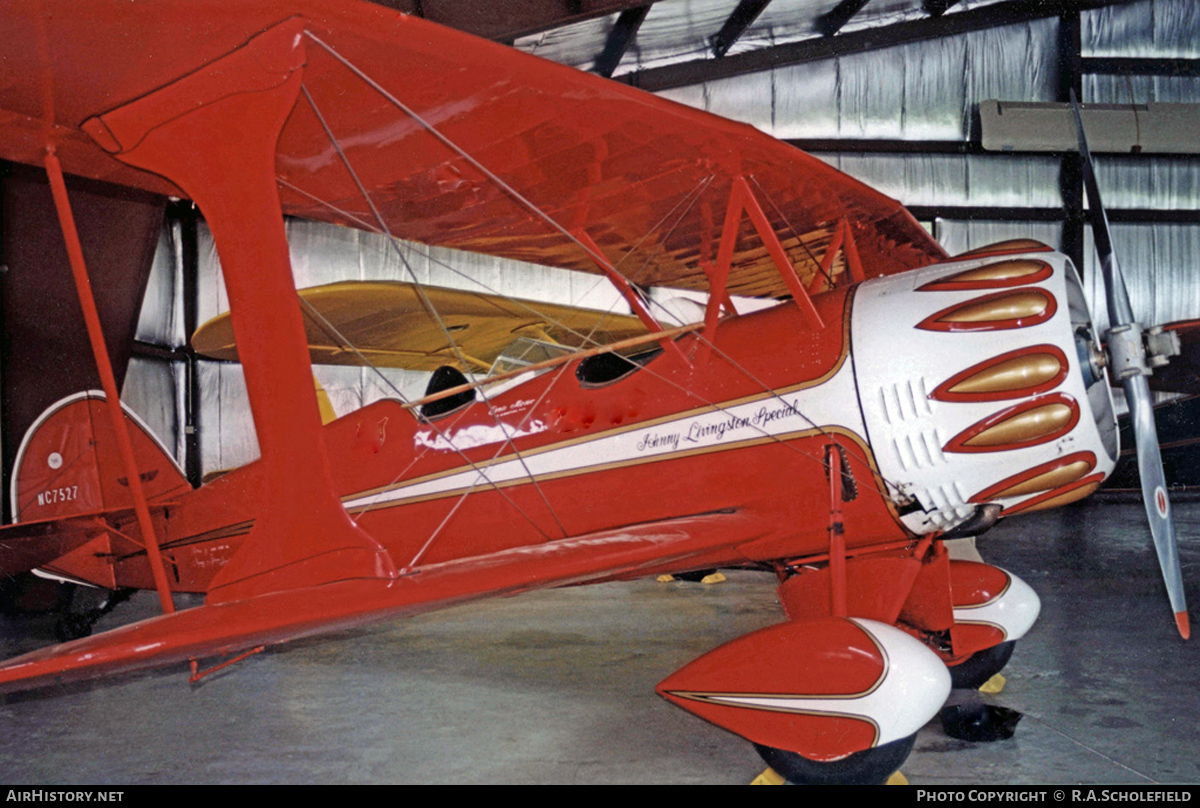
[
  {"x1": 710, "y1": 0, "x2": 776, "y2": 58},
  {"x1": 594, "y1": 5, "x2": 651, "y2": 77},
  {"x1": 613, "y1": 0, "x2": 1143, "y2": 91}
]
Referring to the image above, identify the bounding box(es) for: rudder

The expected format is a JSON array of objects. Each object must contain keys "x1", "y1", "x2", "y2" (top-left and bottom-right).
[{"x1": 10, "y1": 391, "x2": 190, "y2": 523}]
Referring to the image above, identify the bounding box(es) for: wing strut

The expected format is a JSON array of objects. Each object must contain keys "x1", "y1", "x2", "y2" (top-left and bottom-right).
[
  {"x1": 82, "y1": 19, "x2": 396, "y2": 603},
  {"x1": 808, "y1": 219, "x2": 867, "y2": 295},
  {"x1": 41, "y1": 151, "x2": 176, "y2": 615},
  {"x1": 701, "y1": 177, "x2": 824, "y2": 356},
  {"x1": 570, "y1": 229, "x2": 687, "y2": 362}
]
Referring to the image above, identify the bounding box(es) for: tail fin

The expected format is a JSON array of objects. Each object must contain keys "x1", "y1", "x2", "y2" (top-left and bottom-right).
[{"x1": 10, "y1": 391, "x2": 190, "y2": 523}]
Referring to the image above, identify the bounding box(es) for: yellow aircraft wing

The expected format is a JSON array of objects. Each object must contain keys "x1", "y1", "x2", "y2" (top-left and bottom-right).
[{"x1": 192, "y1": 280, "x2": 648, "y2": 373}]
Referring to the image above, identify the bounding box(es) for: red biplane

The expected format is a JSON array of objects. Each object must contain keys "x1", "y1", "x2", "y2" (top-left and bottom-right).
[{"x1": 0, "y1": 0, "x2": 1189, "y2": 784}]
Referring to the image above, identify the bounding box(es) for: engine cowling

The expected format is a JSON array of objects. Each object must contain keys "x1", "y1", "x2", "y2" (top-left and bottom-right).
[{"x1": 850, "y1": 244, "x2": 1118, "y2": 534}]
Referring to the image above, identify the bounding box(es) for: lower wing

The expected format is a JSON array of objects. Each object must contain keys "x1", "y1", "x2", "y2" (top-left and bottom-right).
[{"x1": 0, "y1": 509, "x2": 774, "y2": 694}]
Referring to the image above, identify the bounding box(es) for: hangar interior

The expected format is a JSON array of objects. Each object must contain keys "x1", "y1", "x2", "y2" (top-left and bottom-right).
[
  {"x1": 102, "y1": 0, "x2": 1200, "y2": 479},
  {"x1": 2, "y1": 0, "x2": 1200, "y2": 785}
]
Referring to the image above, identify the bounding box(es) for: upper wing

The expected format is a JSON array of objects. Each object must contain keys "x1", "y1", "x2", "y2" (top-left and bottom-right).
[
  {"x1": 0, "y1": 509, "x2": 775, "y2": 694},
  {"x1": 0, "y1": 1, "x2": 944, "y2": 298}
]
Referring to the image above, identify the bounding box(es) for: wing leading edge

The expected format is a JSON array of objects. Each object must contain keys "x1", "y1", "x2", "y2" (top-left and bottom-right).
[
  {"x1": 0, "y1": 0, "x2": 945, "y2": 300},
  {"x1": 0, "y1": 510, "x2": 774, "y2": 695}
]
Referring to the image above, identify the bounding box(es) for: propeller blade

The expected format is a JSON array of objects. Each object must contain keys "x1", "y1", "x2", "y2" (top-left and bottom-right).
[
  {"x1": 1069, "y1": 91, "x2": 1135, "y2": 329},
  {"x1": 1127, "y1": 374, "x2": 1190, "y2": 638},
  {"x1": 1070, "y1": 91, "x2": 1190, "y2": 639}
]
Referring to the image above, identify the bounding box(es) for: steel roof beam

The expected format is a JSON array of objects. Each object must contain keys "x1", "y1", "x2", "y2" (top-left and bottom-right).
[
  {"x1": 618, "y1": 0, "x2": 1141, "y2": 92},
  {"x1": 923, "y1": 0, "x2": 961, "y2": 17},
  {"x1": 1082, "y1": 57, "x2": 1200, "y2": 77},
  {"x1": 595, "y1": 5, "x2": 651, "y2": 77},
  {"x1": 786, "y1": 138, "x2": 975, "y2": 153},
  {"x1": 710, "y1": 0, "x2": 775, "y2": 58},
  {"x1": 371, "y1": 0, "x2": 667, "y2": 42},
  {"x1": 908, "y1": 205, "x2": 1198, "y2": 224},
  {"x1": 787, "y1": 136, "x2": 1200, "y2": 159},
  {"x1": 813, "y1": 0, "x2": 872, "y2": 39}
]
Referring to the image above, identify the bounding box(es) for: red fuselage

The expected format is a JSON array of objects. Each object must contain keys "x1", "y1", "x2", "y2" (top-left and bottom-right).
[
  {"x1": 28, "y1": 247, "x2": 1118, "y2": 603},
  {"x1": 72, "y1": 285, "x2": 908, "y2": 593}
]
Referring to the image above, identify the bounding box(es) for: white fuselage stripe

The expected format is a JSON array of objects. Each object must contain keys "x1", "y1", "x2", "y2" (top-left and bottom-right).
[{"x1": 344, "y1": 361, "x2": 865, "y2": 511}]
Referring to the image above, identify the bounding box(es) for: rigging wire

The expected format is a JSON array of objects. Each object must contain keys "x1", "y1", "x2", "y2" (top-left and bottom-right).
[
  {"x1": 277, "y1": 176, "x2": 910, "y2": 509},
  {"x1": 304, "y1": 31, "x2": 658, "y2": 319},
  {"x1": 277, "y1": 195, "x2": 903, "y2": 510},
  {"x1": 299, "y1": 83, "x2": 569, "y2": 544},
  {"x1": 287, "y1": 224, "x2": 598, "y2": 569},
  {"x1": 572, "y1": 175, "x2": 714, "y2": 348},
  {"x1": 288, "y1": 33, "x2": 920, "y2": 522},
  {"x1": 676, "y1": 176, "x2": 893, "y2": 495},
  {"x1": 294, "y1": 293, "x2": 554, "y2": 541},
  {"x1": 748, "y1": 174, "x2": 837, "y2": 290}
]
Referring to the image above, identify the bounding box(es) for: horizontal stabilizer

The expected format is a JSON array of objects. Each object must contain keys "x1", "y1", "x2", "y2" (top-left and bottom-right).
[
  {"x1": 0, "y1": 510, "x2": 771, "y2": 695},
  {"x1": 1, "y1": 392, "x2": 188, "y2": 580},
  {"x1": 0, "y1": 510, "x2": 117, "y2": 577}
]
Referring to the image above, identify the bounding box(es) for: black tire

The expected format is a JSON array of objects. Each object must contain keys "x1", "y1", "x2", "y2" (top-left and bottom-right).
[
  {"x1": 754, "y1": 733, "x2": 916, "y2": 785},
  {"x1": 672, "y1": 569, "x2": 718, "y2": 583},
  {"x1": 54, "y1": 612, "x2": 94, "y2": 642},
  {"x1": 948, "y1": 640, "x2": 1015, "y2": 690}
]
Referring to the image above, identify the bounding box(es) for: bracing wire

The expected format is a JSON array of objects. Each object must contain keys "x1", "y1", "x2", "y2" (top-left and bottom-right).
[
  {"x1": 748, "y1": 175, "x2": 837, "y2": 291},
  {"x1": 280, "y1": 175, "x2": 911, "y2": 509},
  {"x1": 294, "y1": 294, "x2": 554, "y2": 542},
  {"x1": 299, "y1": 83, "x2": 569, "y2": 545},
  {"x1": 289, "y1": 32, "x2": 920, "y2": 531}
]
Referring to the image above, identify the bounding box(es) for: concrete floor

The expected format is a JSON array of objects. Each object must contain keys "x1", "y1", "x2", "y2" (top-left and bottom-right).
[{"x1": 1, "y1": 499, "x2": 1198, "y2": 785}]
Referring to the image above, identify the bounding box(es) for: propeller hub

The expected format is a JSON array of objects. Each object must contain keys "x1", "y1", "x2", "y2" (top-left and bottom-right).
[
  {"x1": 1103, "y1": 322, "x2": 1182, "y2": 381},
  {"x1": 1075, "y1": 327, "x2": 1107, "y2": 388},
  {"x1": 1106, "y1": 322, "x2": 1151, "y2": 381}
]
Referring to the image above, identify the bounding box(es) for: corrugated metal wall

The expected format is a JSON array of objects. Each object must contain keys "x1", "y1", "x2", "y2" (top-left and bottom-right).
[
  {"x1": 657, "y1": 16, "x2": 1061, "y2": 140},
  {"x1": 125, "y1": 227, "x2": 184, "y2": 463},
  {"x1": 644, "y1": 0, "x2": 1200, "y2": 401}
]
